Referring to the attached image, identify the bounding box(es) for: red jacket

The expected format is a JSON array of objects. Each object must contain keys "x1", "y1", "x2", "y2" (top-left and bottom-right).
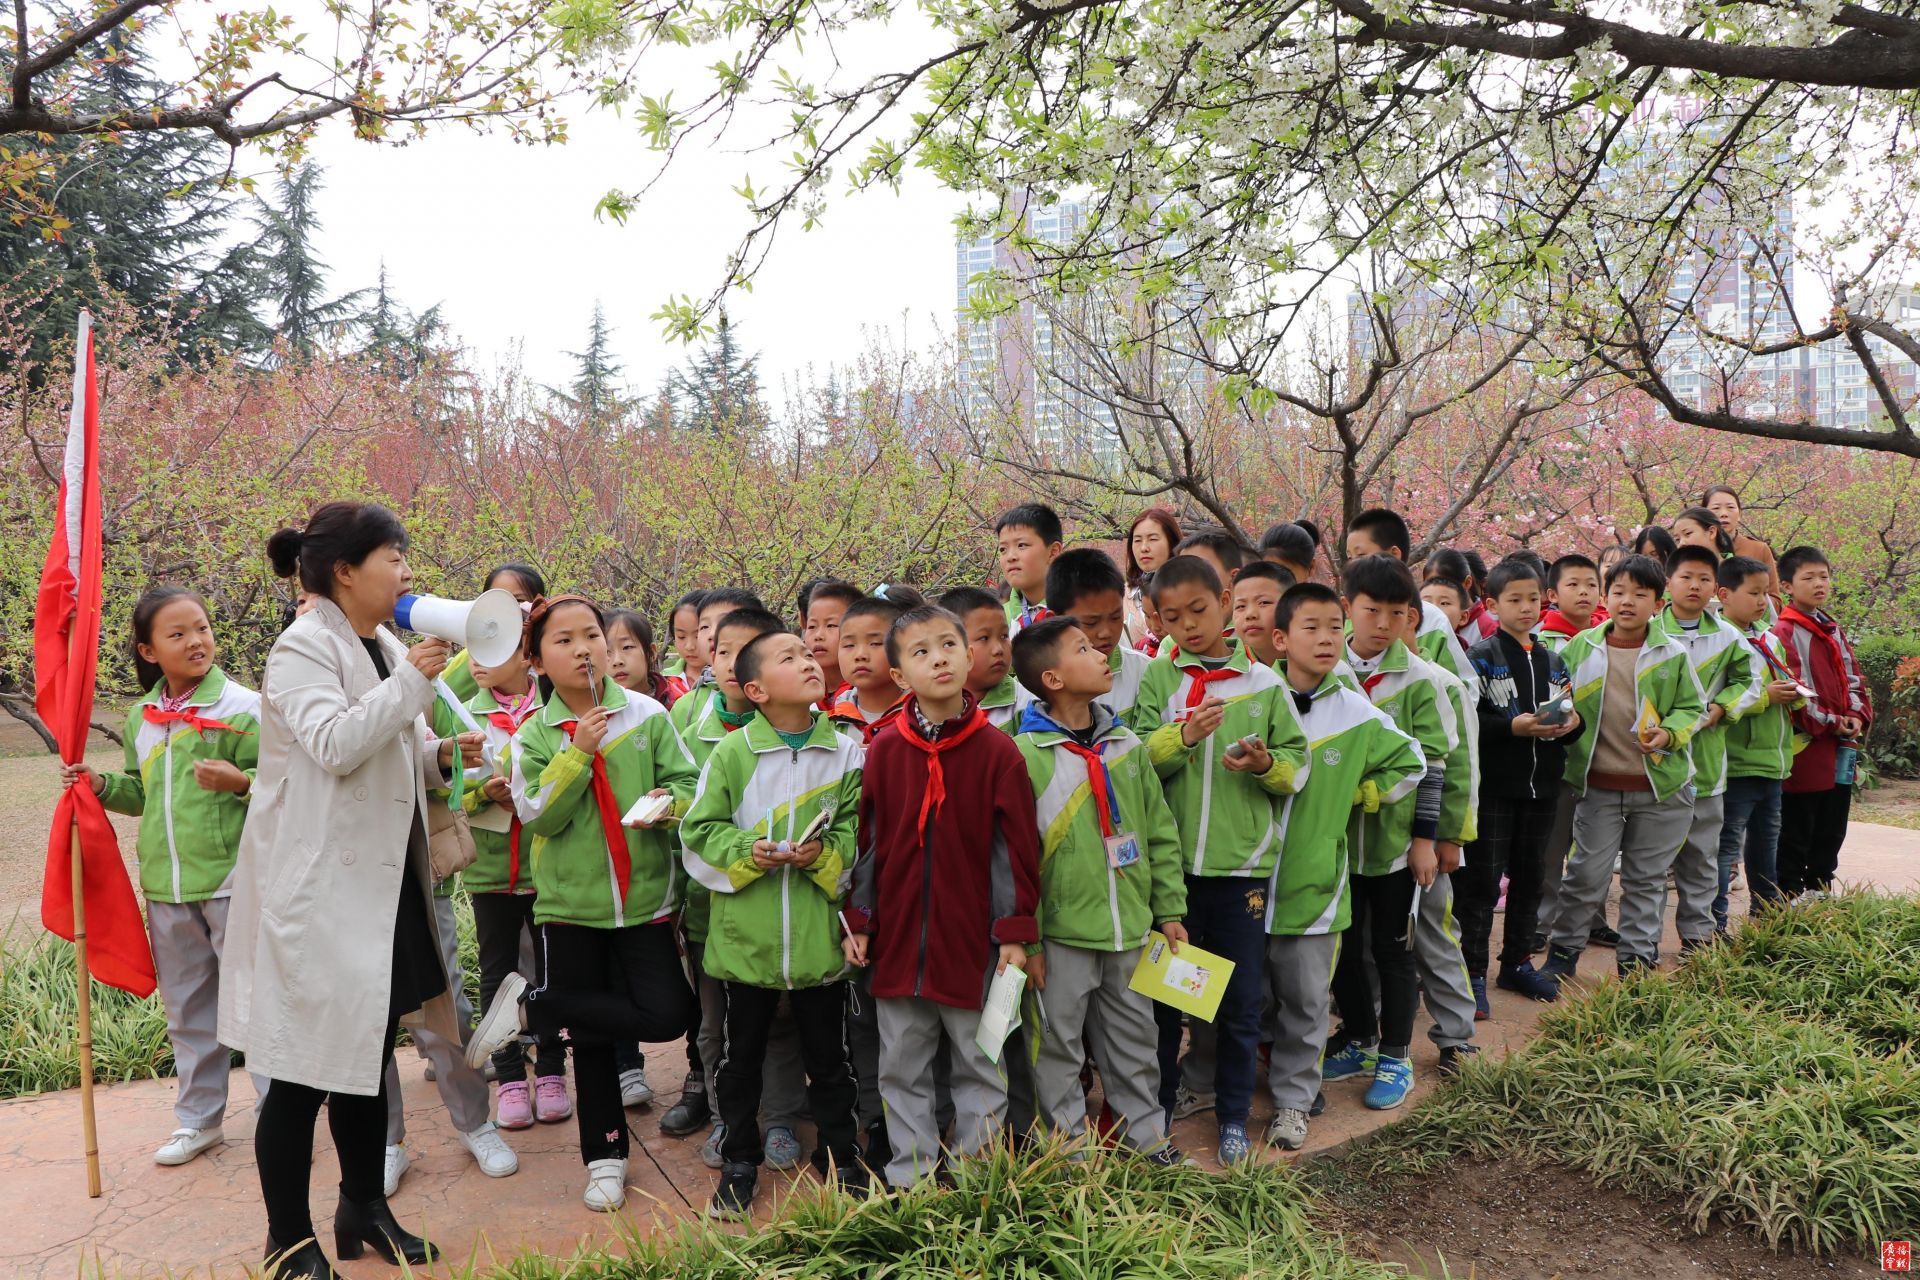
[
  {"x1": 1539, "y1": 605, "x2": 1608, "y2": 643},
  {"x1": 848, "y1": 695, "x2": 1041, "y2": 1009},
  {"x1": 1773, "y1": 606, "x2": 1872, "y2": 794}
]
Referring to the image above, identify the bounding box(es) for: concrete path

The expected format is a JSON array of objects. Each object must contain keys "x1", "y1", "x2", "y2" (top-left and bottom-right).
[{"x1": 1, "y1": 823, "x2": 1912, "y2": 1279}]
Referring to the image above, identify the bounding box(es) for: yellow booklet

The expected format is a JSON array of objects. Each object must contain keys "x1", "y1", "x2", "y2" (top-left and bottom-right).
[
  {"x1": 1128, "y1": 931, "x2": 1234, "y2": 1022},
  {"x1": 1636, "y1": 696, "x2": 1669, "y2": 763}
]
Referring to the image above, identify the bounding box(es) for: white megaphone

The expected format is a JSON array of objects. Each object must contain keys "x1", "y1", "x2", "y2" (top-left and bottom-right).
[{"x1": 394, "y1": 589, "x2": 524, "y2": 667}]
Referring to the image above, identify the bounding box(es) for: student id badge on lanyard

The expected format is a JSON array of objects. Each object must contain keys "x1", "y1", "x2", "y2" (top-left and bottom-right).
[{"x1": 1105, "y1": 832, "x2": 1143, "y2": 869}]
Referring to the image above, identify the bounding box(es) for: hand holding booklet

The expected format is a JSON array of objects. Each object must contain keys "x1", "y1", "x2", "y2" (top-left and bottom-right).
[
  {"x1": 1128, "y1": 931, "x2": 1233, "y2": 1022},
  {"x1": 621, "y1": 793, "x2": 674, "y2": 828},
  {"x1": 974, "y1": 964, "x2": 1026, "y2": 1065}
]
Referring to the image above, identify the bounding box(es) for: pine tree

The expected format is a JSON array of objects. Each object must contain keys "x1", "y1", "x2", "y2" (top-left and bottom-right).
[
  {"x1": 668, "y1": 309, "x2": 766, "y2": 433},
  {"x1": 552, "y1": 303, "x2": 631, "y2": 426},
  {"x1": 359, "y1": 262, "x2": 445, "y2": 380},
  {"x1": 251, "y1": 164, "x2": 366, "y2": 357}
]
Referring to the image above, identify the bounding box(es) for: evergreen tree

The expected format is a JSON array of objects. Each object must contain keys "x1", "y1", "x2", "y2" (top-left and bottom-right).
[
  {"x1": 551, "y1": 303, "x2": 631, "y2": 426},
  {"x1": 358, "y1": 262, "x2": 446, "y2": 380},
  {"x1": 668, "y1": 309, "x2": 766, "y2": 433},
  {"x1": 251, "y1": 164, "x2": 365, "y2": 357}
]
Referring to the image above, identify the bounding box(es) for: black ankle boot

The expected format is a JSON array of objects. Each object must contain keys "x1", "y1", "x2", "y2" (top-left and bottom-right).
[
  {"x1": 333, "y1": 1193, "x2": 438, "y2": 1265},
  {"x1": 262, "y1": 1236, "x2": 339, "y2": 1279}
]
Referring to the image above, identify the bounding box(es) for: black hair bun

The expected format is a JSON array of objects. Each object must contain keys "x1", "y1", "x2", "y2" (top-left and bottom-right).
[{"x1": 266, "y1": 527, "x2": 304, "y2": 578}]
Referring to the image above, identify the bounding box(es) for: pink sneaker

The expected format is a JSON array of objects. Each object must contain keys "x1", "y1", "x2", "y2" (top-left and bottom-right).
[
  {"x1": 535, "y1": 1075, "x2": 573, "y2": 1124},
  {"x1": 496, "y1": 1080, "x2": 534, "y2": 1131}
]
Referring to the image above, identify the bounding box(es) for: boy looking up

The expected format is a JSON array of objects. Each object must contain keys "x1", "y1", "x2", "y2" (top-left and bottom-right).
[
  {"x1": 829, "y1": 596, "x2": 908, "y2": 744},
  {"x1": 1460, "y1": 560, "x2": 1580, "y2": 1010},
  {"x1": 1011, "y1": 617, "x2": 1187, "y2": 1162},
  {"x1": 1772, "y1": 546, "x2": 1872, "y2": 900},
  {"x1": 940, "y1": 586, "x2": 1023, "y2": 733},
  {"x1": 1542, "y1": 555, "x2": 1706, "y2": 978},
  {"x1": 1261, "y1": 583, "x2": 1426, "y2": 1150},
  {"x1": 997, "y1": 504, "x2": 1065, "y2": 635},
  {"x1": 1046, "y1": 547, "x2": 1153, "y2": 717},
  {"x1": 803, "y1": 580, "x2": 863, "y2": 703},
  {"x1": 1126, "y1": 555, "x2": 1308, "y2": 1166},
  {"x1": 1657, "y1": 545, "x2": 1765, "y2": 951},
  {"x1": 1717, "y1": 556, "x2": 1802, "y2": 918},
  {"x1": 1321, "y1": 555, "x2": 1450, "y2": 1111},
  {"x1": 848, "y1": 604, "x2": 1042, "y2": 1188}
]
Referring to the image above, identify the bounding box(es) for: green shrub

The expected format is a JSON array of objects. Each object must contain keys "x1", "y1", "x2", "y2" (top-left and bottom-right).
[{"x1": 1337, "y1": 890, "x2": 1920, "y2": 1256}]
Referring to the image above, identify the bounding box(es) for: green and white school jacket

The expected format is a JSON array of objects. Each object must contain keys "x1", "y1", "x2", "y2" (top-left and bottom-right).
[
  {"x1": 1264, "y1": 675, "x2": 1426, "y2": 936},
  {"x1": 1126, "y1": 641, "x2": 1310, "y2": 879},
  {"x1": 98, "y1": 667, "x2": 260, "y2": 904},
  {"x1": 1346, "y1": 640, "x2": 1453, "y2": 876},
  {"x1": 459, "y1": 685, "x2": 540, "y2": 895},
  {"x1": 1103, "y1": 645, "x2": 1152, "y2": 719},
  {"x1": 672, "y1": 688, "x2": 747, "y2": 946},
  {"x1": 980, "y1": 673, "x2": 1024, "y2": 735},
  {"x1": 1651, "y1": 607, "x2": 1766, "y2": 798},
  {"x1": 511, "y1": 680, "x2": 700, "y2": 928},
  {"x1": 1724, "y1": 622, "x2": 1806, "y2": 782},
  {"x1": 681, "y1": 712, "x2": 864, "y2": 990},
  {"x1": 1558, "y1": 623, "x2": 1708, "y2": 802},
  {"x1": 1015, "y1": 704, "x2": 1186, "y2": 952},
  {"x1": 1417, "y1": 601, "x2": 1479, "y2": 690},
  {"x1": 1428, "y1": 657, "x2": 1480, "y2": 847}
]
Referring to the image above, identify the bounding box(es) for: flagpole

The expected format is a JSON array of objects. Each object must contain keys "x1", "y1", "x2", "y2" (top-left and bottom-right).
[{"x1": 70, "y1": 808, "x2": 101, "y2": 1197}]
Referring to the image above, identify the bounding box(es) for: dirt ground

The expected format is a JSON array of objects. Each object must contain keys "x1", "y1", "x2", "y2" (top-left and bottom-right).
[
  {"x1": 1331, "y1": 1158, "x2": 1885, "y2": 1280},
  {"x1": 1856, "y1": 773, "x2": 1920, "y2": 829}
]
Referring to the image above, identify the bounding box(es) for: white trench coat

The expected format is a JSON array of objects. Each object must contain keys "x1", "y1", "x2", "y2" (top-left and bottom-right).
[{"x1": 218, "y1": 595, "x2": 461, "y2": 1095}]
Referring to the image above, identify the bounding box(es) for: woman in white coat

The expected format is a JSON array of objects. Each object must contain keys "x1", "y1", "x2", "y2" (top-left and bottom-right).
[{"x1": 219, "y1": 502, "x2": 476, "y2": 1280}]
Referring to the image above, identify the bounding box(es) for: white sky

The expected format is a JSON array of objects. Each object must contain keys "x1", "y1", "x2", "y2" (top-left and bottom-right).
[{"x1": 298, "y1": 23, "x2": 966, "y2": 400}]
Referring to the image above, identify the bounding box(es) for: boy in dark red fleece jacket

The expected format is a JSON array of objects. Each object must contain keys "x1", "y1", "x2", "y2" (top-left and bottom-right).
[
  {"x1": 1771, "y1": 545, "x2": 1872, "y2": 898},
  {"x1": 846, "y1": 604, "x2": 1042, "y2": 1189}
]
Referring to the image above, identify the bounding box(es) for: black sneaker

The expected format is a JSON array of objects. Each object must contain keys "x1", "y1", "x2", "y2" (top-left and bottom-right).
[
  {"x1": 1539, "y1": 945, "x2": 1580, "y2": 982},
  {"x1": 834, "y1": 1158, "x2": 874, "y2": 1198},
  {"x1": 1589, "y1": 923, "x2": 1621, "y2": 948},
  {"x1": 1436, "y1": 1044, "x2": 1480, "y2": 1078},
  {"x1": 1142, "y1": 1145, "x2": 1193, "y2": 1168},
  {"x1": 706, "y1": 1162, "x2": 758, "y2": 1220},
  {"x1": 1310, "y1": 1090, "x2": 1327, "y2": 1117},
  {"x1": 862, "y1": 1118, "x2": 892, "y2": 1172},
  {"x1": 1526, "y1": 930, "x2": 1547, "y2": 956},
  {"x1": 659, "y1": 1080, "x2": 711, "y2": 1137}
]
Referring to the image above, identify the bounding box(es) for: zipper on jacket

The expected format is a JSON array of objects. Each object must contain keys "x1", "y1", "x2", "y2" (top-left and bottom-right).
[
  {"x1": 782, "y1": 748, "x2": 798, "y2": 990},
  {"x1": 913, "y1": 812, "x2": 934, "y2": 998},
  {"x1": 162, "y1": 724, "x2": 181, "y2": 901}
]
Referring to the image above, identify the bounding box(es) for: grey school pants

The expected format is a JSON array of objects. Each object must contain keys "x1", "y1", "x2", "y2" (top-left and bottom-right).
[
  {"x1": 877, "y1": 995, "x2": 1006, "y2": 1187},
  {"x1": 691, "y1": 940, "x2": 808, "y2": 1130},
  {"x1": 1534, "y1": 790, "x2": 1578, "y2": 938},
  {"x1": 1033, "y1": 943, "x2": 1166, "y2": 1154},
  {"x1": 1411, "y1": 872, "x2": 1476, "y2": 1050},
  {"x1": 387, "y1": 892, "x2": 490, "y2": 1143},
  {"x1": 148, "y1": 897, "x2": 266, "y2": 1130},
  {"x1": 1672, "y1": 793, "x2": 1725, "y2": 945},
  {"x1": 1551, "y1": 788, "x2": 1694, "y2": 969},
  {"x1": 1264, "y1": 932, "x2": 1340, "y2": 1113}
]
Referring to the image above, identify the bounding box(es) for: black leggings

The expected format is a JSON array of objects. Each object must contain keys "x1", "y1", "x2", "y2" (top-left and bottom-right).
[
  {"x1": 526, "y1": 920, "x2": 697, "y2": 1161},
  {"x1": 1330, "y1": 869, "x2": 1418, "y2": 1056},
  {"x1": 255, "y1": 1022, "x2": 398, "y2": 1248}
]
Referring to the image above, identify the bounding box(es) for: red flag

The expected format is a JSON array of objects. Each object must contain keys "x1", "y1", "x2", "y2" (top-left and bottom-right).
[{"x1": 36, "y1": 312, "x2": 155, "y2": 998}]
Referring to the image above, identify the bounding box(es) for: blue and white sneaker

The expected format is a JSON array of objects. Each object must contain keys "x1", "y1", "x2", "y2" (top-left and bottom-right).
[
  {"x1": 765, "y1": 1125, "x2": 802, "y2": 1171},
  {"x1": 1321, "y1": 1041, "x2": 1379, "y2": 1081},
  {"x1": 1470, "y1": 975, "x2": 1490, "y2": 1020},
  {"x1": 1216, "y1": 1122, "x2": 1253, "y2": 1166},
  {"x1": 1364, "y1": 1056, "x2": 1415, "y2": 1110},
  {"x1": 1498, "y1": 960, "x2": 1561, "y2": 1002}
]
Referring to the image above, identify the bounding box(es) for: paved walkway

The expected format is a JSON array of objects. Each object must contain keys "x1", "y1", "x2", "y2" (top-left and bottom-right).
[{"x1": 1, "y1": 824, "x2": 1912, "y2": 1279}]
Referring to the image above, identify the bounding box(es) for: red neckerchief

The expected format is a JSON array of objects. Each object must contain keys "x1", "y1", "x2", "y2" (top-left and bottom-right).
[
  {"x1": 895, "y1": 693, "x2": 988, "y2": 840},
  {"x1": 1059, "y1": 739, "x2": 1121, "y2": 838},
  {"x1": 485, "y1": 689, "x2": 538, "y2": 892},
  {"x1": 557, "y1": 719, "x2": 631, "y2": 907},
  {"x1": 1177, "y1": 658, "x2": 1240, "y2": 710},
  {"x1": 143, "y1": 704, "x2": 250, "y2": 738},
  {"x1": 1361, "y1": 671, "x2": 1388, "y2": 696}
]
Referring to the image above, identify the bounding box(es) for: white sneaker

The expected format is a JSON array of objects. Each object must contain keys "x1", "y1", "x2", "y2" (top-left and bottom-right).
[
  {"x1": 154, "y1": 1126, "x2": 223, "y2": 1166},
  {"x1": 1265, "y1": 1108, "x2": 1310, "y2": 1152},
  {"x1": 383, "y1": 1142, "x2": 411, "y2": 1196},
  {"x1": 1170, "y1": 1087, "x2": 1215, "y2": 1120},
  {"x1": 584, "y1": 1157, "x2": 627, "y2": 1212},
  {"x1": 460, "y1": 1123, "x2": 519, "y2": 1178},
  {"x1": 465, "y1": 972, "x2": 528, "y2": 1070},
  {"x1": 619, "y1": 1068, "x2": 655, "y2": 1108}
]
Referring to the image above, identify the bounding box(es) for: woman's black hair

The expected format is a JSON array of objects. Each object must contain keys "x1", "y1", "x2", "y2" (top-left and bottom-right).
[
  {"x1": 1674, "y1": 505, "x2": 1735, "y2": 556},
  {"x1": 485, "y1": 561, "x2": 548, "y2": 599},
  {"x1": 131, "y1": 586, "x2": 212, "y2": 693},
  {"x1": 525, "y1": 595, "x2": 606, "y2": 703},
  {"x1": 266, "y1": 502, "x2": 409, "y2": 599}
]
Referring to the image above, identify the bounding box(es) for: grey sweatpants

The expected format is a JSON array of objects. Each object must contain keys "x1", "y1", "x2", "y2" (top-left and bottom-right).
[
  {"x1": 1552, "y1": 789, "x2": 1694, "y2": 968},
  {"x1": 386, "y1": 893, "x2": 489, "y2": 1143},
  {"x1": 148, "y1": 897, "x2": 265, "y2": 1130},
  {"x1": 1411, "y1": 873, "x2": 1476, "y2": 1050},
  {"x1": 1033, "y1": 943, "x2": 1165, "y2": 1154},
  {"x1": 1672, "y1": 792, "x2": 1725, "y2": 945},
  {"x1": 877, "y1": 996, "x2": 1006, "y2": 1187},
  {"x1": 1264, "y1": 932, "x2": 1340, "y2": 1113},
  {"x1": 690, "y1": 940, "x2": 807, "y2": 1128}
]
